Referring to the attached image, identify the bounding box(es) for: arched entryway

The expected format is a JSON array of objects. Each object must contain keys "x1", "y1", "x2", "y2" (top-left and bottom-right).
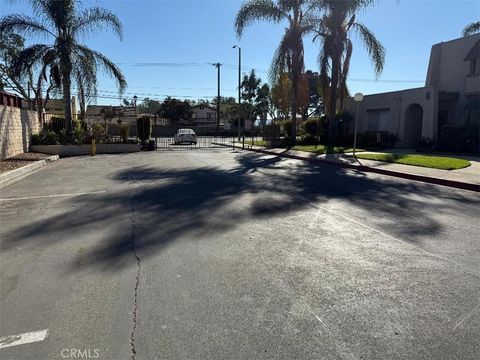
[{"x1": 403, "y1": 104, "x2": 423, "y2": 148}]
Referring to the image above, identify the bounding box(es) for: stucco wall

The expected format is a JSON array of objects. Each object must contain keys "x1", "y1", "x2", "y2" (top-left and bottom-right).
[
  {"x1": 426, "y1": 34, "x2": 480, "y2": 116},
  {"x1": 0, "y1": 105, "x2": 40, "y2": 160},
  {"x1": 344, "y1": 86, "x2": 437, "y2": 146},
  {"x1": 426, "y1": 34, "x2": 480, "y2": 94}
]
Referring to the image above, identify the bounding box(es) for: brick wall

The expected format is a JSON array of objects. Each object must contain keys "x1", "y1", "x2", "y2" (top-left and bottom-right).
[{"x1": 0, "y1": 105, "x2": 40, "y2": 160}]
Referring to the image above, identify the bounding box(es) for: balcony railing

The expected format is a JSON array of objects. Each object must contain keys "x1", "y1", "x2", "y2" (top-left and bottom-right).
[{"x1": 466, "y1": 75, "x2": 480, "y2": 94}]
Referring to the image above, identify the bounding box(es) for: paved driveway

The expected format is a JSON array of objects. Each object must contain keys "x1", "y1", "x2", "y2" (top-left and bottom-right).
[{"x1": 1, "y1": 150, "x2": 479, "y2": 359}]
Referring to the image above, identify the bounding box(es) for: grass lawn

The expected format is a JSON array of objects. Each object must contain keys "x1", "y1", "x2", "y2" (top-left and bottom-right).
[
  {"x1": 240, "y1": 141, "x2": 366, "y2": 154},
  {"x1": 235, "y1": 140, "x2": 267, "y2": 146},
  {"x1": 355, "y1": 153, "x2": 470, "y2": 170},
  {"x1": 290, "y1": 145, "x2": 366, "y2": 154}
]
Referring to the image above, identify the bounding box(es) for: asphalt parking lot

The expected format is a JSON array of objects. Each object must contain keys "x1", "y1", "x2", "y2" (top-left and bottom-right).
[{"x1": 1, "y1": 149, "x2": 479, "y2": 359}]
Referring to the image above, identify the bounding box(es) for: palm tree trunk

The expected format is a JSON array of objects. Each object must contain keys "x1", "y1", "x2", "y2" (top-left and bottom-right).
[
  {"x1": 291, "y1": 74, "x2": 298, "y2": 146},
  {"x1": 35, "y1": 77, "x2": 44, "y2": 125},
  {"x1": 291, "y1": 52, "x2": 300, "y2": 146},
  {"x1": 328, "y1": 55, "x2": 340, "y2": 152},
  {"x1": 62, "y1": 72, "x2": 73, "y2": 137}
]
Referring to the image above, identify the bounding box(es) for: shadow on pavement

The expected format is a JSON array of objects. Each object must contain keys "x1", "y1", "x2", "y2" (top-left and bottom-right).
[{"x1": 2, "y1": 152, "x2": 479, "y2": 272}]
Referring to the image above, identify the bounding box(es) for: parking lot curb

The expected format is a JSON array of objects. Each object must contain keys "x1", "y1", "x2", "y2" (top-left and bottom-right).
[
  {"x1": 0, "y1": 155, "x2": 59, "y2": 189},
  {"x1": 219, "y1": 144, "x2": 480, "y2": 192}
]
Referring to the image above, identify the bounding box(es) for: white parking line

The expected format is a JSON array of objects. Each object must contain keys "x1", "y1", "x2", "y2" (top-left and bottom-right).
[
  {"x1": 0, "y1": 329, "x2": 48, "y2": 349},
  {"x1": 0, "y1": 190, "x2": 106, "y2": 202}
]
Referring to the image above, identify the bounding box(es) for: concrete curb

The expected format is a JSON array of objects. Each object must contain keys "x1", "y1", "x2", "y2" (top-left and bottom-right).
[
  {"x1": 0, "y1": 155, "x2": 59, "y2": 189},
  {"x1": 216, "y1": 143, "x2": 480, "y2": 192}
]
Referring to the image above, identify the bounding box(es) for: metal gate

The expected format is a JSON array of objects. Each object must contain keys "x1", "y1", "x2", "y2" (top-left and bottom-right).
[{"x1": 154, "y1": 135, "x2": 236, "y2": 149}]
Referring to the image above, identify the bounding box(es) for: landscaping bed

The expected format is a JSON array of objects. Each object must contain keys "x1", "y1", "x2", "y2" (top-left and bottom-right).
[
  {"x1": 31, "y1": 144, "x2": 141, "y2": 157},
  {"x1": 0, "y1": 153, "x2": 53, "y2": 173},
  {"x1": 355, "y1": 153, "x2": 471, "y2": 170}
]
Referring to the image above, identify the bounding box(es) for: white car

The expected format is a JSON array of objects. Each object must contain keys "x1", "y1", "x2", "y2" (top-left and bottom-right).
[{"x1": 174, "y1": 128, "x2": 197, "y2": 145}]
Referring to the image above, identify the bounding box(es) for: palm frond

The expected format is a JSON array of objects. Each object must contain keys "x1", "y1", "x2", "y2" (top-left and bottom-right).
[
  {"x1": 269, "y1": 31, "x2": 291, "y2": 83},
  {"x1": 463, "y1": 21, "x2": 480, "y2": 36},
  {"x1": 11, "y1": 44, "x2": 52, "y2": 77},
  {"x1": 0, "y1": 14, "x2": 54, "y2": 38},
  {"x1": 73, "y1": 7, "x2": 123, "y2": 40},
  {"x1": 352, "y1": 22, "x2": 385, "y2": 76},
  {"x1": 235, "y1": 0, "x2": 285, "y2": 38},
  {"x1": 76, "y1": 44, "x2": 126, "y2": 94},
  {"x1": 341, "y1": 38, "x2": 352, "y2": 86},
  {"x1": 72, "y1": 46, "x2": 98, "y2": 99}
]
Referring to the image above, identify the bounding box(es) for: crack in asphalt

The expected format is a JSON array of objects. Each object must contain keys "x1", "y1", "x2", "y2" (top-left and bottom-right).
[{"x1": 128, "y1": 177, "x2": 141, "y2": 360}]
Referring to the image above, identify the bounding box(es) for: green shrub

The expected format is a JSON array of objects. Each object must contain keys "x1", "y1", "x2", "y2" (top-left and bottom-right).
[
  {"x1": 31, "y1": 129, "x2": 59, "y2": 145},
  {"x1": 73, "y1": 127, "x2": 87, "y2": 145},
  {"x1": 297, "y1": 134, "x2": 317, "y2": 145},
  {"x1": 437, "y1": 124, "x2": 479, "y2": 153},
  {"x1": 357, "y1": 132, "x2": 397, "y2": 148},
  {"x1": 31, "y1": 133, "x2": 43, "y2": 145},
  {"x1": 282, "y1": 119, "x2": 292, "y2": 137},
  {"x1": 43, "y1": 130, "x2": 59, "y2": 145},
  {"x1": 136, "y1": 116, "x2": 151, "y2": 142},
  {"x1": 303, "y1": 118, "x2": 318, "y2": 137},
  {"x1": 59, "y1": 129, "x2": 68, "y2": 145},
  {"x1": 45, "y1": 116, "x2": 65, "y2": 135}
]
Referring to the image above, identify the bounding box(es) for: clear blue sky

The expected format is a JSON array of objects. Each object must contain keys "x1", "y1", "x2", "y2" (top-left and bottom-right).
[{"x1": 2, "y1": 0, "x2": 479, "y2": 105}]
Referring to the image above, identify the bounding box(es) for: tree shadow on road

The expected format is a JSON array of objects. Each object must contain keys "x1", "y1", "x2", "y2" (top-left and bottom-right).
[{"x1": 2, "y1": 151, "x2": 479, "y2": 272}]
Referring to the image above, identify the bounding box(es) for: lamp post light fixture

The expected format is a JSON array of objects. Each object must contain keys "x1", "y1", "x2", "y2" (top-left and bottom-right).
[
  {"x1": 233, "y1": 45, "x2": 242, "y2": 142},
  {"x1": 353, "y1": 93, "x2": 364, "y2": 157},
  {"x1": 133, "y1": 95, "x2": 138, "y2": 118}
]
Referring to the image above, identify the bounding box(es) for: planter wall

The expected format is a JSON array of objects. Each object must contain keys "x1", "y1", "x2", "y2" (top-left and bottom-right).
[{"x1": 31, "y1": 144, "x2": 141, "y2": 157}]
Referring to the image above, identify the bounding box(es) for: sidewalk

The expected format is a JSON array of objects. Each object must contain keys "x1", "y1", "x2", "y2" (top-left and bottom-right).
[
  {"x1": 343, "y1": 151, "x2": 480, "y2": 185},
  {"x1": 234, "y1": 144, "x2": 480, "y2": 192}
]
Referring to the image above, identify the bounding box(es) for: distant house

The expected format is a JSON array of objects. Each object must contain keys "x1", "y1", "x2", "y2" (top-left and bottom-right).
[
  {"x1": 31, "y1": 97, "x2": 79, "y2": 121},
  {"x1": 84, "y1": 104, "x2": 136, "y2": 124},
  {"x1": 344, "y1": 34, "x2": 480, "y2": 147},
  {"x1": 190, "y1": 104, "x2": 221, "y2": 127},
  {"x1": 42, "y1": 99, "x2": 65, "y2": 116}
]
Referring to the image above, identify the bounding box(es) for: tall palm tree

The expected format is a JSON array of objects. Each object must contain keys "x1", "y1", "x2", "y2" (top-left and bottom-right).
[
  {"x1": 235, "y1": 0, "x2": 315, "y2": 144},
  {"x1": 0, "y1": 0, "x2": 126, "y2": 137},
  {"x1": 463, "y1": 21, "x2": 480, "y2": 36},
  {"x1": 313, "y1": 0, "x2": 385, "y2": 151}
]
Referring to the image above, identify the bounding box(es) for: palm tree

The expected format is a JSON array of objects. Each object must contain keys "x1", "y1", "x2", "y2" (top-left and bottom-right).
[
  {"x1": 235, "y1": 0, "x2": 315, "y2": 144},
  {"x1": 0, "y1": 0, "x2": 126, "y2": 137},
  {"x1": 313, "y1": 0, "x2": 385, "y2": 151},
  {"x1": 463, "y1": 21, "x2": 480, "y2": 36}
]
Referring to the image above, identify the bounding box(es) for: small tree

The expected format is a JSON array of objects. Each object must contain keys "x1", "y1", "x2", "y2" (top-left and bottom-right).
[{"x1": 157, "y1": 97, "x2": 192, "y2": 127}]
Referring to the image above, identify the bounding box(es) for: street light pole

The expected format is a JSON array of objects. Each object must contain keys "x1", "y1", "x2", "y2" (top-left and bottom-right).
[
  {"x1": 233, "y1": 45, "x2": 241, "y2": 141},
  {"x1": 213, "y1": 63, "x2": 222, "y2": 136},
  {"x1": 353, "y1": 93, "x2": 364, "y2": 157},
  {"x1": 133, "y1": 95, "x2": 138, "y2": 142}
]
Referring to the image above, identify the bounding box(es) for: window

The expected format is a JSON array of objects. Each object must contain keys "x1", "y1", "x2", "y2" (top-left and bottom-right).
[
  {"x1": 367, "y1": 109, "x2": 390, "y2": 131},
  {"x1": 470, "y1": 59, "x2": 477, "y2": 75}
]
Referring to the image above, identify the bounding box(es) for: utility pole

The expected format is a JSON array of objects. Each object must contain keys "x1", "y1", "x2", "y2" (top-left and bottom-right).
[
  {"x1": 213, "y1": 63, "x2": 222, "y2": 136},
  {"x1": 233, "y1": 45, "x2": 242, "y2": 141}
]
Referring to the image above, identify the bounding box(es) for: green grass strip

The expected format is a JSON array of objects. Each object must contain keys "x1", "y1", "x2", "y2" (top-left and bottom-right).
[{"x1": 355, "y1": 153, "x2": 470, "y2": 170}]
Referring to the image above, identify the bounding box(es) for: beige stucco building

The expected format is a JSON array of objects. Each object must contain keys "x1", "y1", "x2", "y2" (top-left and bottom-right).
[{"x1": 344, "y1": 34, "x2": 480, "y2": 147}]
